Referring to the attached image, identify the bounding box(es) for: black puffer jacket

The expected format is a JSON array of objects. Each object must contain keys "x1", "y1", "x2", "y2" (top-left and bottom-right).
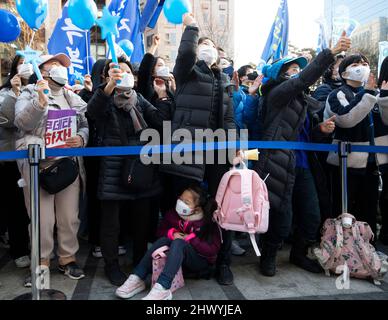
[
  {"x1": 254, "y1": 49, "x2": 335, "y2": 213},
  {"x1": 87, "y1": 87, "x2": 171, "y2": 201},
  {"x1": 160, "y1": 25, "x2": 236, "y2": 182}
]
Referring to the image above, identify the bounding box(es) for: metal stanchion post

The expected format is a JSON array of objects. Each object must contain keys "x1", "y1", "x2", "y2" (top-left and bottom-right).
[
  {"x1": 339, "y1": 141, "x2": 349, "y2": 213},
  {"x1": 14, "y1": 145, "x2": 66, "y2": 300}
]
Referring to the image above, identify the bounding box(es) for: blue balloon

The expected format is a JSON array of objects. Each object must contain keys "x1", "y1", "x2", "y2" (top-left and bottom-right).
[
  {"x1": 16, "y1": 0, "x2": 48, "y2": 31},
  {"x1": 83, "y1": 56, "x2": 96, "y2": 74},
  {"x1": 0, "y1": 9, "x2": 21, "y2": 43},
  {"x1": 68, "y1": 0, "x2": 98, "y2": 31},
  {"x1": 83, "y1": 56, "x2": 96, "y2": 68},
  {"x1": 163, "y1": 0, "x2": 192, "y2": 25},
  {"x1": 119, "y1": 40, "x2": 134, "y2": 58}
]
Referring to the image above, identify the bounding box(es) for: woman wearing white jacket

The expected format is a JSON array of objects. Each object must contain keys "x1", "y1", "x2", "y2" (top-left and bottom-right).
[
  {"x1": 14, "y1": 53, "x2": 89, "y2": 281},
  {"x1": 324, "y1": 53, "x2": 388, "y2": 241}
]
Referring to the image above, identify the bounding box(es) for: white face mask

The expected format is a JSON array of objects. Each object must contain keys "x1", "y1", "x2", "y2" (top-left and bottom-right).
[
  {"x1": 342, "y1": 65, "x2": 370, "y2": 83},
  {"x1": 198, "y1": 45, "x2": 218, "y2": 66},
  {"x1": 155, "y1": 66, "x2": 170, "y2": 78},
  {"x1": 17, "y1": 63, "x2": 34, "y2": 80},
  {"x1": 116, "y1": 72, "x2": 135, "y2": 91},
  {"x1": 175, "y1": 199, "x2": 193, "y2": 217},
  {"x1": 49, "y1": 66, "x2": 68, "y2": 86}
]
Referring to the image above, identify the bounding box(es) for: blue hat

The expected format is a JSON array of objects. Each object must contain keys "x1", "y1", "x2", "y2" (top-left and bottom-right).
[{"x1": 262, "y1": 56, "x2": 308, "y2": 81}]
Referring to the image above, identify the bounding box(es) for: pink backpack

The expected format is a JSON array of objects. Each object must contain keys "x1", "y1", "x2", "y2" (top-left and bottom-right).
[
  {"x1": 314, "y1": 213, "x2": 388, "y2": 285},
  {"x1": 214, "y1": 164, "x2": 270, "y2": 256}
]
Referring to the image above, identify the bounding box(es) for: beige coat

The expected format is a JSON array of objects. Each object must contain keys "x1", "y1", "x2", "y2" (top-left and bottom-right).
[{"x1": 14, "y1": 84, "x2": 89, "y2": 194}]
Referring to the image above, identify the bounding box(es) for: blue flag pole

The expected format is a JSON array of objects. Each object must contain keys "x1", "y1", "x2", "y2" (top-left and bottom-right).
[{"x1": 260, "y1": 0, "x2": 289, "y2": 64}]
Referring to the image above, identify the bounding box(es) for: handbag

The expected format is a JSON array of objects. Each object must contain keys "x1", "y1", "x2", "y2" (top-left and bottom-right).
[
  {"x1": 151, "y1": 246, "x2": 185, "y2": 292},
  {"x1": 39, "y1": 158, "x2": 79, "y2": 194},
  {"x1": 116, "y1": 111, "x2": 156, "y2": 192}
]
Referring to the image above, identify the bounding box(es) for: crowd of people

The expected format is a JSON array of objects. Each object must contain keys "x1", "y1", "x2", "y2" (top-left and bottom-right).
[{"x1": 1, "y1": 13, "x2": 388, "y2": 300}]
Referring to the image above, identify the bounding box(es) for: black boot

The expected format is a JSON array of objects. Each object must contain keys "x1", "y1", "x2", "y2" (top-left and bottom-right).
[
  {"x1": 289, "y1": 239, "x2": 323, "y2": 274},
  {"x1": 216, "y1": 264, "x2": 234, "y2": 285},
  {"x1": 104, "y1": 261, "x2": 127, "y2": 286},
  {"x1": 260, "y1": 242, "x2": 279, "y2": 277}
]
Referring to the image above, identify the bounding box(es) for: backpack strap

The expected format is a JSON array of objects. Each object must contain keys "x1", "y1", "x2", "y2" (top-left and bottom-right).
[
  {"x1": 353, "y1": 222, "x2": 380, "y2": 282},
  {"x1": 152, "y1": 246, "x2": 170, "y2": 259},
  {"x1": 324, "y1": 218, "x2": 344, "y2": 273},
  {"x1": 236, "y1": 168, "x2": 261, "y2": 256}
]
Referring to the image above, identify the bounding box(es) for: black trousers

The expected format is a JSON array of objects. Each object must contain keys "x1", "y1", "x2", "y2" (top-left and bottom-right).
[
  {"x1": 292, "y1": 168, "x2": 322, "y2": 241},
  {"x1": 169, "y1": 164, "x2": 233, "y2": 266},
  {"x1": 0, "y1": 162, "x2": 30, "y2": 259},
  {"x1": 331, "y1": 163, "x2": 379, "y2": 238},
  {"x1": 379, "y1": 172, "x2": 388, "y2": 237},
  {"x1": 100, "y1": 198, "x2": 151, "y2": 266},
  {"x1": 84, "y1": 156, "x2": 101, "y2": 246}
]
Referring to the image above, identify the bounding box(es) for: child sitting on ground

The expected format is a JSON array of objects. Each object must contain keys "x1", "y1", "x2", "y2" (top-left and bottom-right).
[{"x1": 115, "y1": 185, "x2": 221, "y2": 300}]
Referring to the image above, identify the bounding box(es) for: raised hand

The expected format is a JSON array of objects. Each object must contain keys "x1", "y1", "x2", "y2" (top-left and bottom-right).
[
  {"x1": 331, "y1": 30, "x2": 351, "y2": 55},
  {"x1": 36, "y1": 79, "x2": 50, "y2": 108}
]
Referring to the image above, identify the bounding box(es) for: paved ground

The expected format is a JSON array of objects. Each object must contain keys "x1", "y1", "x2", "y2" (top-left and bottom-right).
[{"x1": 1, "y1": 239, "x2": 388, "y2": 300}]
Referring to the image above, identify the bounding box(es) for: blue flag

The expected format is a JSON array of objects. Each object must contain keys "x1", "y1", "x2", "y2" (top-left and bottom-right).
[
  {"x1": 148, "y1": 0, "x2": 165, "y2": 29},
  {"x1": 47, "y1": 1, "x2": 91, "y2": 84},
  {"x1": 109, "y1": 0, "x2": 145, "y2": 63},
  {"x1": 139, "y1": 0, "x2": 160, "y2": 32},
  {"x1": 316, "y1": 20, "x2": 328, "y2": 54},
  {"x1": 261, "y1": 0, "x2": 289, "y2": 63}
]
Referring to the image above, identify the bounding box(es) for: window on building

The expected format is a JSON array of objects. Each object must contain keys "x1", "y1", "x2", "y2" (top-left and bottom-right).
[
  {"x1": 219, "y1": 3, "x2": 227, "y2": 11},
  {"x1": 170, "y1": 50, "x2": 177, "y2": 62},
  {"x1": 203, "y1": 13, "x2": 209, "y2": 24},
  {"x1": 219, "y1": 14, "x2": 226, "y2": 26},
  {"x1": 146, "y1": 34, "x2": 155, "y2": 48},
  {"x1": 170, "y1": 33, "x2": 177, "y2": 46},
  {"x1": 90, "y1": 25, "x2": 106, "y2": 60}
]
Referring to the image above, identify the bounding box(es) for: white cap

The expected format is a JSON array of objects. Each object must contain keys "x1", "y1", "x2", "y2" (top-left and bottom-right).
[{"x1": 38, "y1": 53, "x2": 71, "y2": 68}]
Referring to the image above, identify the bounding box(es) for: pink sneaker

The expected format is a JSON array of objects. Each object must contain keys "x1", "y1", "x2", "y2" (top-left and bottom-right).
[
  {"x1": 115, "y1": 274, "x2": 146, "y2": 299},
  {"x1": 142, "y1": 283, "x2": 172, "y2": 300}
]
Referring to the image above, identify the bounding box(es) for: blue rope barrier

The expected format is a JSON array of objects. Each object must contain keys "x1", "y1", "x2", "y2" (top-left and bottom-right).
[{"x1": 1, "y1": 141, "x2": 388, "y2": 161}]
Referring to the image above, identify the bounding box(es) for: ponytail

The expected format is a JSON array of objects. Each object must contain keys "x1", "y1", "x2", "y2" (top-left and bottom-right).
[{"x1": 187, "y1": 185, "x2": 219, "y2": 242}]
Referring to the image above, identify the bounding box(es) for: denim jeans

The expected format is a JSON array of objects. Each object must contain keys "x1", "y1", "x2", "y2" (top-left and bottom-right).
[
  {"x1": 134, "y1": 237, "x2": 209, "y2": 290},
  {"x1": 292, "y1": 168, "x2": 321, "y2": 241}
]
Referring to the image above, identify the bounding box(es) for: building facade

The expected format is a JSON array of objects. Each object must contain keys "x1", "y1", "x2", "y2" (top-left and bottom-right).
[
  {"x1": 1, "y1": 0, "x2": 235, "y2": 82},
  {"x1": 143, "y1": 0, "x2": 235, "y2": 69}
]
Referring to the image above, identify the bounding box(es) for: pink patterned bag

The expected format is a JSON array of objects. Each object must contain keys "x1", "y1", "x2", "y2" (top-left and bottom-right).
[
  {"x1": 151, "y1": 246, "x2": 185, "y2": 292},
  {"x1": 314, "y1": 213, "x2": 387, "y2": 285}
]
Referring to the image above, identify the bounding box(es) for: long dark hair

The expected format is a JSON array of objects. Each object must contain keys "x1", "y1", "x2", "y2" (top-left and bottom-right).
[
  {"x1": 187, "y1": 185, "x2": 218, "y2": 243},
  {"x1": 378, "y1": 56, "x2": 388, "y2": 88},
  {"x1": 91, "y1": 59, "x2": 107, "y2": 89},
  {"x1": 103, "y1": 56, "x2": 133, "y2": 80},
  {"x1": 323, "y1": 54, "x2": 345, "y2": 83},
  {"x1": 0, "y1": 55, "x2": 23, "y2": 90}
]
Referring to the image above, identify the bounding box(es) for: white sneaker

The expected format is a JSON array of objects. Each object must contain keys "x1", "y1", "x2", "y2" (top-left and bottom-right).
[
  {"x1": 15, "y1": 256, "x2": 31, "y2": 268},
  {"x1": 142, "y1": 283, "x2": 172, "y2": 300},
  {"x1": 92, "y1": 246, "x2": 103, "y2": 258},
  {"x1": 115, "y1": 274, "x2": 146, "y2": 299},
  {"x1": 231, "y1": 240, "x2": 246, "y2": 256},
  {"x1": 118, "y1": 246, "x2": 127, "y2": 256}
]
